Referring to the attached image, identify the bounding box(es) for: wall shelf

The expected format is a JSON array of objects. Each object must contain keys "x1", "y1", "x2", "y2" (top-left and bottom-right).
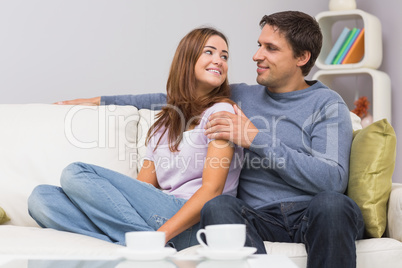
[
  {"x1": 314, "y1": 9, "x2": 391, "y2": 126},
  {"x1": 316, "y1": 9, "x2": 382, "y2": 70},
  {"x1": 313, "y1": 68, "x2": 391, "y2": 123}
]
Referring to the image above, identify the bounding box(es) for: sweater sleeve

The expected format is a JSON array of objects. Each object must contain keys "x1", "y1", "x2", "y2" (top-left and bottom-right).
[
  {"x1": 99, "y1": 83, "x2": 244, "y2": 109},
  {"x1": 250, "y1": 101, "x2": 353, "y2": 194},
  {"x1": 101, "y1": 93, "x2": 167, "y2": 110},
  {"x1": 100, "y1": 83, "x2": 246, "y2": 109}
]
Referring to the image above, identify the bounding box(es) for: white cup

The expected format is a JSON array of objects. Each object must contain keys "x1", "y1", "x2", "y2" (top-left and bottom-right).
[
  {"x1": 196, "y1": 224, "x2": 246, "y2": 251},
  {"x1": 125, "y1": 231, "x2": 165, "y2": 251}
]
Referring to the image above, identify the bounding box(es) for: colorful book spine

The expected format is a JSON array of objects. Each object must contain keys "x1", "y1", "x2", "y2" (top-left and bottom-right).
[
  {"x1": 337, "y1": 28, "x2": 361, "y2": 64},
  {"x1": 342, "y1": 28, "x2": 365, "y2": 64},
  {"x1": 332, "y1": 27, "x2": 358, "y2": 64},
  {"x1": 324, "y1": 27, "x2": 350, "y2": 65}
]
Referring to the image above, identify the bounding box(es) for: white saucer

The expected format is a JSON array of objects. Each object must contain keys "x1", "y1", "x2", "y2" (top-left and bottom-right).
[
  {"x1": 118, "y1": 247, "x2": 177, "y2": 261},
  {"x1": 116, "y1": 260, "x2": 176, "y2": 268},
  {"x1": 196, "y1": 247, "x2": 257, "y2": 260},
  {"x1": 197, "y1": 260, "x2": 249, "y2": 268}
]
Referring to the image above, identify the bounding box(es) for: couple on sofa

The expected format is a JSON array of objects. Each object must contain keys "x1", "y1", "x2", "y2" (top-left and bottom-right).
[{"x1": 28, "y1": 11, "x2": 365, "y2": 268}]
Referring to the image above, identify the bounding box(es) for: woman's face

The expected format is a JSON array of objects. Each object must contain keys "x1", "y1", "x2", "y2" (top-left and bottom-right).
[{"x1": 194, "y1": 35, "x2": 229, "y2": 97}]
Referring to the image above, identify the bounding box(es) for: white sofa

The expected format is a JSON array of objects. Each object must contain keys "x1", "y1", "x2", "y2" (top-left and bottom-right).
[{"x1": 0, "y1": 104, "x2": 401, "y2": 267}]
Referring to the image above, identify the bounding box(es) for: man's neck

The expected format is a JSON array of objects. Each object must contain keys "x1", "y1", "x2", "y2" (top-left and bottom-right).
[{"x1": 266, "y1": 78, "x2": 310, "y2": 94}]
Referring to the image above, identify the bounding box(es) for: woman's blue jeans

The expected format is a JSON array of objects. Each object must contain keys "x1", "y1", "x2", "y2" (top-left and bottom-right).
[
  {"x1": 28, "y1": 162, "x2": 199, "y2": 251},
  {"x1": 201, "y1": 193, "x2": 365, "y2": 268}
]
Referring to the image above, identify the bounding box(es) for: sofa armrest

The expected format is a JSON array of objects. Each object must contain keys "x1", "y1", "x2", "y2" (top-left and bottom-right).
[{"x1": 387, "y1": 183, "x2": 402, "y2": 241}]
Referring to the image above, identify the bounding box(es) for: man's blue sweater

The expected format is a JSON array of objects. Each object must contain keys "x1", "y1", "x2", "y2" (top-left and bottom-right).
[{"x1": 102, "y1": 81, "x2": 353, "y2": 209}]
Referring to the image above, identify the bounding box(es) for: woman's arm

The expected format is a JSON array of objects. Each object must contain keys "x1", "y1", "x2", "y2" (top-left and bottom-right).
[
  {"x1": 157, "y1": 139, "x2": 235, "y2": 243},
  {"x1": 136, "y1": 160, "x2": 159, "y2": 188}
]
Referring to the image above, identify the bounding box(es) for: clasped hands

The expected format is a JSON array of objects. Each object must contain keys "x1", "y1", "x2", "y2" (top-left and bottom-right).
[{"x1": 204, "y1": 105, "x2": 258, "y2": 149}]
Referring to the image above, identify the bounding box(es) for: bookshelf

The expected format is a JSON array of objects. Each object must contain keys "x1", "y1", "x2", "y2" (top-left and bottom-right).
[
  {"x1": 313, "y1": 68, "x2": 391, "y2": 122},
  {"x1": 315, "y1": 9, "x2": 382, "y2": 70},
  {"x1": 313, "y1": 9, "x2": 392, "y2": 124}
]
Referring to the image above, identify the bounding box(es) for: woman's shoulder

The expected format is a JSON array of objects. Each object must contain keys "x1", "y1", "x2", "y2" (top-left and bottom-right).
[
  {"x1": 198, "y1": 102, "x2": 235, "y2": 127},
  {"x1": 204, "y1": 102, "x2": 235, "y2": 116}
]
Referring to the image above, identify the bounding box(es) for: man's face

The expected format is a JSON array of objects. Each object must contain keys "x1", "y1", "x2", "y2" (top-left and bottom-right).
[{"x1": 252, "y1": 25, "x2": 303, "y2": 92}]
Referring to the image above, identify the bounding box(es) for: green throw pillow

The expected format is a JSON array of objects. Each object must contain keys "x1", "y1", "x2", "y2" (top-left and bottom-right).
[
  {"x1": 347, "y1": 119, "x2": 396, "y2": 238},
  {"x1": 0, "y1": 207, "x2": 10, "y2": 224}
]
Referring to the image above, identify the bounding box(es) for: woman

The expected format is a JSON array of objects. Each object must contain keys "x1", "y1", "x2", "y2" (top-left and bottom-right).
[{"x1": 28, "y1": 27, "x2": 243, "y2": 250}]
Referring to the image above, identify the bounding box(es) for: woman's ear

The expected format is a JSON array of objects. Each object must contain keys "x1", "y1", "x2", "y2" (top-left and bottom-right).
[{"x1": 296, "y1": 51, "x2": 311, "y2": 67}]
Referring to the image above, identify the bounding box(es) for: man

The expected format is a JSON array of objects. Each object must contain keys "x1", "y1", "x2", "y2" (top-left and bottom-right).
[
  {"x1": 198, "y1": 12, "x2": 365, "y2": 268},
  {"x1": 60, "y1": 11, "x2": 365, "y2": 268}
]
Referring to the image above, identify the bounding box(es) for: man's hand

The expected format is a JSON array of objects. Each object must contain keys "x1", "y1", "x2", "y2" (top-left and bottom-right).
[
  {"x1": 54, "y1": 97, "x2": 101, "y2": 106},
  {"x1": 204, "y1": 105, "x2": 259, "y2": 149}
]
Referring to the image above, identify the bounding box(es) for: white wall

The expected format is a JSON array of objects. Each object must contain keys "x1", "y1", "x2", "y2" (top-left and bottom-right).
[
  {"x1": 1, "y1": 0, "x2": 401, "y2": 183},
  {"x1": 0, "y1": 0, "x2": 327, "y2": 102}
]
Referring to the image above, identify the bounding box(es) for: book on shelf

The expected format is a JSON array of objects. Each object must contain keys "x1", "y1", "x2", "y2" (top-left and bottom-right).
[
  {"x1": 336, "y1": 28, "x2": 361, "y2": 64},
  {"x1": 332, "y1": 27, "x2": 358, "y2": 64},
  {"x1": 341, "y1": 28, "x2": 365, "y2": 64},
  {"x1": 324, "y1": 27, "x2": 350, "y2": 65}
]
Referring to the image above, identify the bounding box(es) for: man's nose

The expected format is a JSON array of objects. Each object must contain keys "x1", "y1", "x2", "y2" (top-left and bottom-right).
[{"x1": 253, "y1": 47, "x2": 263, "y2": 62}]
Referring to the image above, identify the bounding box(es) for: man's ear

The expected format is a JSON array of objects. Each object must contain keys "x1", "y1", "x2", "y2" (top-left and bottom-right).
[{"x1": 296, "y1": 51, "x2": 311, "y2": 67}]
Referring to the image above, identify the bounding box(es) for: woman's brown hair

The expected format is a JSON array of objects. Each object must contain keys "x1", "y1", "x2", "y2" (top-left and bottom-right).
[{"x1": 146, "y1": 27, "x2": 233, "y2": 152}]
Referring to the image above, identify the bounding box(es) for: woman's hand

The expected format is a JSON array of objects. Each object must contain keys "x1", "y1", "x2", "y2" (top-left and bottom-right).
[{"x1": 54, "y1": 97, "x2": 101, "y2": 106}]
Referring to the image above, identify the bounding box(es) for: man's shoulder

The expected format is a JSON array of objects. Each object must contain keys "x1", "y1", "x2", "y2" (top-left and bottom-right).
[
  {"x1": 229, "y1": 83, "x2": 265, "y2": 101},
  {"x1": 229, "y1": 83, "x2": 265, "y2": 91},
  {"x1": 310, "y1": 80, "x2": 345, "y2": 103}
]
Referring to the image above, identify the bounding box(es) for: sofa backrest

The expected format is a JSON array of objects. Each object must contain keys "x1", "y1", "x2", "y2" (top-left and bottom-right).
[{"x1": 0, "y1": 104, "x2": 141, "y2": 226}]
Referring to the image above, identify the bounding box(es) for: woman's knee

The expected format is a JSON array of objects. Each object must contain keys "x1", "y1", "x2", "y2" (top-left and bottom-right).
[
  {"x1": 29, "y1": 185, "x2": 53, "y2": 205},
  {"x1": 28, "y1": 185, "x2": 60, "y2": 217},
  {"x1": 60, "y1": 162, "x2": 88, "y2": 189}
]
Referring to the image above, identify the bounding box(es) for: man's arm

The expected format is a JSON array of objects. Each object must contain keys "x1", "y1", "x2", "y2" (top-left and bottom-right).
[
  {"x1": 55, "y1": 93, "x2": 167, "y2": 109},
  {"x1": 254, "y1": 102, "x2": 352, "y2": 194},
  {"x1": 101, "y1": 93, "x2": 167, "y2": 110},
  {"x1": 206, "y1": 102, "x2": 353, "y2": 194},
  {"x1": 57, "y1": 83, "x2": 244, "y2": 108}
]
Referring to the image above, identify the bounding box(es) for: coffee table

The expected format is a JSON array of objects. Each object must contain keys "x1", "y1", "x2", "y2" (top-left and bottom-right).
[{"x1": 0, "y1": 254, "x2": 298, "y2": 268}]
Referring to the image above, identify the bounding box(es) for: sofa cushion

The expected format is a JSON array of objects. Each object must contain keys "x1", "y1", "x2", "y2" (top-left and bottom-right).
[
  {"x1": 0, "y1": 225, "x2": 123, "y2": 256},
  {"x1": 177, "y1": 239, "x2": 402, "y2": 268},
  {"x1": 387, "y1": 183, "x2": 402, "y2": 241},
  {"x1": 350, "y1": 111, "x2": 363, "y2": 131},
  {"x1": 0, "y1": 104, "x2": 139, "y2": 227},
  {"x1": 0, "y1": 207, "x2": 10, "y2": 224},
  {"x1": 347, "y1": 119, "x2": 396, "y2": 238}
]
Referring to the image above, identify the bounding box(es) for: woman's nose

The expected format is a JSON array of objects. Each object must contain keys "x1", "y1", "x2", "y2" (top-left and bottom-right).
[{"x1": 213, "y1": 56, "x2": 223, "y2": 66}]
